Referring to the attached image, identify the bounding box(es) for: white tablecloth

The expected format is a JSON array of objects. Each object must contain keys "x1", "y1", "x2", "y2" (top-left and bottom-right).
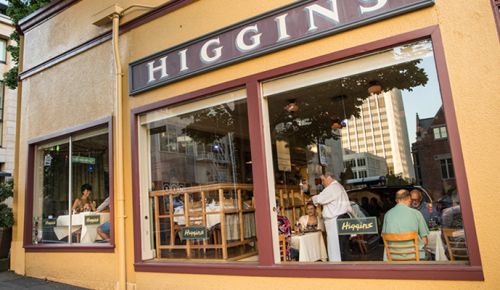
[
  {"x1": 428, "y1": 230, "x2": 448, "y2": 261},
  {"x1": 290, "y1": 231, "x2": 327, "y2": 262},
  {"x1": 54, "y1": 212, "x2": 110, "y2": 244}
]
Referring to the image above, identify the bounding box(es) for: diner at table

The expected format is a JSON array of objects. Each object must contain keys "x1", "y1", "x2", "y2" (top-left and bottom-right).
[{"x1": 53, "y1": 211, "x2": 110, "y2": 243}]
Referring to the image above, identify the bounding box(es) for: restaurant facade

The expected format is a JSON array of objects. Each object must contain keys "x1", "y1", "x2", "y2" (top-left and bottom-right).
[{"x1": 10, "y1": 0, "x2": 500, "y2": 289}]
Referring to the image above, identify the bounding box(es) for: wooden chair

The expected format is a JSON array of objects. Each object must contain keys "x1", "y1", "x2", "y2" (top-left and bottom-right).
[
  {"x1": 382, "y1": 232, "x2": 419, "y2": 261},
  {"x1": 442, "y1": 228, "x2": 468, "y2": 261},
  {"x1": 278, "y1": 234, "x2": 287, "y2": 261}
]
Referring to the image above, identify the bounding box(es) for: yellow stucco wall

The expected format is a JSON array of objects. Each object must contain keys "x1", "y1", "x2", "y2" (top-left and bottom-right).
[
  {"x1": 12, "y1": 34, "x2": 117, "y2": 287},
  {"x1": 12, "y1": 0, "x2": 500, "y2": 289}
]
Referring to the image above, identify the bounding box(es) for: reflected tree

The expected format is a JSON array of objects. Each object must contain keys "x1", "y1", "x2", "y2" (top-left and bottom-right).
[{"x1": 180, "y1": 59, "x2": 428, "y2": 149}]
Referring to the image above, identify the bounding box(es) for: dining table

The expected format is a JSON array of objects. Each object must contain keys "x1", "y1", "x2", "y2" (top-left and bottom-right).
[
  {"x1": 53, "y1": 212, "x2": 110, "y2": 244},
  {"x1": 427, "y1": 230, "x2": 448, "y2": 261},
  {"x1": 290, "y1": 231, "x2": 328, "y2": 262}
]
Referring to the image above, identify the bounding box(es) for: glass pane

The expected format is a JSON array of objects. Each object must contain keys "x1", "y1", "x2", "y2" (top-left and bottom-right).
[
  {"x1": 33, "y1": 141, "x2": 70, "y2": 244},
  {"x1": 32, "y1": 128, "x2": 110, "y2": 245},
  {"x1": 0, "y1": 39, "x2": 6, "y2": 63},
  {"x1": 141, "y1": 90, "x2": 257, "y2": 262},
  {"x1": 264, "y1": 39, "x2": 469, "y2": 264},
  {"x1": 71, "y1": 132, "x2": 110, "y2": 244}
]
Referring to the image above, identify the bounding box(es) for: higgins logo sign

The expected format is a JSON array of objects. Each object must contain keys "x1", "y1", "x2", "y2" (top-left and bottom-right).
[{"x1": 129, "y1": 0, "x2": 434, "y2": 95}]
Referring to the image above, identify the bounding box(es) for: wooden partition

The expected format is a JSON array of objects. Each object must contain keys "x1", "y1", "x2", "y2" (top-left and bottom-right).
[
  {"x1": 275, "y1": 185, "x2": 306, "y2": 226},
  {"x1": 150, "y1": 183, "x2": 257, "y2": 260}
]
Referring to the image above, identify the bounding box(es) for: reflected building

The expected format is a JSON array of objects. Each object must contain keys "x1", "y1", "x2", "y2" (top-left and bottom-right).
[
  {"x1": 343, "y1": 149, "x2": 388, "y2": 179},
  {"x1": 341, "y1": 89, "x2": 415, "y2": 179},
  {"x1": 412, "y1": 107, "x2": 455, "y2": 200}
]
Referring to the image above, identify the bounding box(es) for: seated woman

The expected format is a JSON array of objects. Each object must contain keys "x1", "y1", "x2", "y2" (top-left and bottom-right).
[
  {"x1": 277, "y1": 200, "x2": 299, "y2": 261},
  {"x1": 298, "y1": 202, "x2": 325, "y2": 232},
  {"x1": 72, "y1": 183, "x2": 96, "y2": 213}
]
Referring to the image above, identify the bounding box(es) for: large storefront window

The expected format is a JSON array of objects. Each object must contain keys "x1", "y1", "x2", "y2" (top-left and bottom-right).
[
  {"x1": 138, "y1": 89, "x2": 258, "y2": 262},
  {"x1": 262, "y1": 39, "x2": 469, "y2": 264},
  {"x1": 32, "y1": 127, "x2": 111, "y2": 245}
]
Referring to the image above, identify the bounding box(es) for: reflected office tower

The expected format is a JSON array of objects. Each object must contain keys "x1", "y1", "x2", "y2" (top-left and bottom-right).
[{"x1": 341, "y1": 89, "x2": 415, "y2": 180}]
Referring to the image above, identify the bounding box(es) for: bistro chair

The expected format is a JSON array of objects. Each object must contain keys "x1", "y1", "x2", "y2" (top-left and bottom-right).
[
  {"x1": 442, "y1": 228, "x2": 468, "y2": 261},
  {"x1": 382, "y1": 232, "x2": 419, "y2": 261},
  {"x1": 279, "y1": 234, "x2": 287, "y2": 261}
]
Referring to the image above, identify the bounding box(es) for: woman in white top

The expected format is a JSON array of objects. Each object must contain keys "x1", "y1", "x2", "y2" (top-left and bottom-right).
[{"x1": 298, "y1": 202, "x2": 325, "y2": 232}]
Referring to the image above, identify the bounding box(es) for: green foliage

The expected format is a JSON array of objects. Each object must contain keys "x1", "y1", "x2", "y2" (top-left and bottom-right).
[
  {"x1": 385, "y1": 173, "x2": 413, "y2": 186},
  {"x1": 2, "y1": 0, "x2": 51, "y2": 90},
  {"x1": 0, "y1": 180, "x2": 14, "y2": 228}
]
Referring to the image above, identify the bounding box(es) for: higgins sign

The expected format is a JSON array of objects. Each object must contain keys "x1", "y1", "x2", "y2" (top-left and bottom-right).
[{"x1": 129, "y1": 0, "x2": 434, "y2": 95}]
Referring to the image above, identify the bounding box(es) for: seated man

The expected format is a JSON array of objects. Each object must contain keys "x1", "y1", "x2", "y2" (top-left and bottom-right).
[
  {"x1": 96, "y1": 196, "x2": 110, "y2": 242},
  {"x1": 97, "y1": 221, "x2": 110, "y2": 242},
  {"x1": 382, "y1": 189, "x2": 430, "y2": 260},
  {"x1": 410, "y1": 189, "x2": 440, "y2": 227}
]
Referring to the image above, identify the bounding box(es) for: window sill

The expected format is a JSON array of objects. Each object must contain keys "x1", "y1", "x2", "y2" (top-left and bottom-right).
[
  {"x1": 134, "y1": 261, "x2": 483, "y2": 280},
  {"x1": 24, "y1": 243, "x2": 115, "y2": 253}
]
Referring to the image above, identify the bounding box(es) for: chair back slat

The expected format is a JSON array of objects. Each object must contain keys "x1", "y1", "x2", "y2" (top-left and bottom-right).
[
  {"x1": 442, "y1": 228, "x2": 468, "y2": 261},
  {"x1": 382, "y1": 232, "x2": 419, "y2": 262}
]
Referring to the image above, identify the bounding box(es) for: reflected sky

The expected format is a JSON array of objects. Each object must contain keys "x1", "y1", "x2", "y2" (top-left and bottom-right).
[{"x1": 402, "y1": 54, "x2": 443, "y2": 145}]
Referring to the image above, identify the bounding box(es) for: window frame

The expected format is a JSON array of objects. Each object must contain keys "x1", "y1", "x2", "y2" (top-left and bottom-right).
[
  {"x1": 492, "y1": 0, "x2": 500, "y2": 40},
  {"x1": 23, "y1": 116, "x2": 115, "y2": 252},
  {"x1": 130, "y1": 26, "x2": 483, "y2": 280},
  {"x1": 0, "y1": 38, "x2": 6, "y2": 64},
  {"x1": 0, "y1": 81, "x2": 4, "y2": 147}
]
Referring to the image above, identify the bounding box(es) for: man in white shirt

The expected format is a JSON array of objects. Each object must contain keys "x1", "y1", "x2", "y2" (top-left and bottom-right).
[{"x1": 311, "y1": 172, "x2": 352, "y2": 262}]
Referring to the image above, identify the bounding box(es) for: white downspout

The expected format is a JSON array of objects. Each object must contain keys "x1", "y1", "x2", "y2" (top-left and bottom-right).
[{"x1": 111, "y1": 13, "x2": 127, "y2": 290}]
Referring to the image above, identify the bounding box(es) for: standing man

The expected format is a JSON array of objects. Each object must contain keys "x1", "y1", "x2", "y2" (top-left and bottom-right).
[
  {"x1": 383, "y1": 189, "x2": 430, "y2": 260},
  {"x1": 311, "y1": 172, "x2": 352, "y2": 262}
]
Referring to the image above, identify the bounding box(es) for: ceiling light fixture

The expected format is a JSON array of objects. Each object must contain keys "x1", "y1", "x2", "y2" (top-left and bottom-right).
[
  {"x1": 368, "y1": 80, "x2": 382, "y2": 95},
  {"x1": 284, "y1": 99, "x2": 299, "y2": 112}
]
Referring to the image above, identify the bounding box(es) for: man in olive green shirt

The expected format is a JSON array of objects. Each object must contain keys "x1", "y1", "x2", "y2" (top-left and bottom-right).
[{"x1": 382, "y1": 189, "x2": 430, "y2": 261}]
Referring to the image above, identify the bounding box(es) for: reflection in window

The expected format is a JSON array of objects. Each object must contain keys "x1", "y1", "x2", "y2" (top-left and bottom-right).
[
  {"x1": 32, "y1": 128, "x2": 111, "y2": 245},
  {"x1": 0, "y1": 39, "x2": 6, "y2": 63},
  {"x1": 263, "y1": 39, "x2": 468, "y2": 264},
  {"x1": 440, "y1": 158, "x2": 454, "y2": 179},
  {"x1": 433, "y1": 126, "x2": 448, "y2": 140},
  {"x1": 139, "y1": 90, "x2": 257, "y2": 262}
]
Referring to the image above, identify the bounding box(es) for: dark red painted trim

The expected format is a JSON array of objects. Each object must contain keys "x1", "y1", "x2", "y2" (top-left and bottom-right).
[
  {"x1": 25, "y1": 244, "x2": 114, "y2": 253},
  {"x1": 430, "y1": 29, "x2": 482, "y2": 267},
  {"x1": 23, "y1": 116, "x2": 115, "y2": 252},
  {"x1": 491, "y1": 0, "x2": 500, "y2": 41},
  {"x1": 18, "y1": 0, "x2": 81, "y2": 34},
  {"x1": 27, "y1": 116, "x2": 113, "y2": 145},
  {"x1": 131, "y1": 110, "x2": 141, "y2": 264},
  {"x1": 245, "y1": 80, "x2": 274, "y2": 266},
  {"x1": 129, "y1": 25, "x2": 483, "y2": 280},
  {"x1": 19, "y1": 32, "x2": 111, "y2": 80},
  {"x1": 133, "y1": 262, "x2": 483, "y2": 280},
  {"x1": 23, "y1": 143, "x2": 35, "y2": 248},
  {"x1": 19, "y1": 0, "x2": 196, "y2": 80},
  {"x1": 107, "y1": 117, "x2": 116, "y2": 247}
]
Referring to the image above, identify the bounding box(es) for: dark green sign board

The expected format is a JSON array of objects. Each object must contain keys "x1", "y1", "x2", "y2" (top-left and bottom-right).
[
  {"x1": 84, "y1": 215, "x2": 101, "y2": 225},
  {"x1": 181, "y1": 226, "x2": 208, "y2": 240},
  {"x1": 337, "y1": 217, "x2": 378, "y2": 235},
  {"x1": 72, "y1": 156, "x2": 96, "y2": 165},
  {"x1": 43, "y1": 219, "x2": 57, "y2": 227}
]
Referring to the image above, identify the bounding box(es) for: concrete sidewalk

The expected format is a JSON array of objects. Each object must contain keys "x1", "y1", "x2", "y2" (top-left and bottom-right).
[{"x1": 0, "y1": 271, "x2": 87, "y2": 289}]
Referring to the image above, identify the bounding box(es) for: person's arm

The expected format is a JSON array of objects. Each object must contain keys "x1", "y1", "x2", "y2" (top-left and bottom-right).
[
  {"x1": 72, "y1": 198, "x2": 80, "y2": 212},
  {"x1": 417, "y1": 211, "x2": 430, "y2": 246},
  {"x1": 311, "y1": 186, "x2": 335, "y2": 206},
  {"x1": 90, "y1": 201, "x2": 96, "y2": 211},
  {"x1": 96, "y1": 197, "x2": 110, "y2": 212},
  {"x1": 422, "y1": 235, "x2": 429, "y2": 247}
]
